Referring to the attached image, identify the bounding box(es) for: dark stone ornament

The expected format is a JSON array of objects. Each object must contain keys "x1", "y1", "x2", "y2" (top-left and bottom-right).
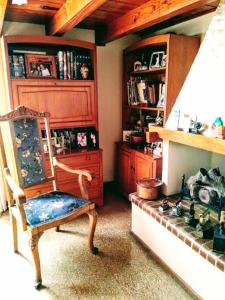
[
  {"x1": 196, "y1": 208, "x2": 214, "y2": 239},
  {"x1": 169, "y1": 199, "x2": 184, "y2": 217},
  {"x1": 159, "y1": 199, "x2": 170, "y2": 212},
  {"x1": 184, "y1": 202, "x2": 198, "y2": 227},
  {"x1": 213, "y1": 197, "x2": 225, "y2": 254}
]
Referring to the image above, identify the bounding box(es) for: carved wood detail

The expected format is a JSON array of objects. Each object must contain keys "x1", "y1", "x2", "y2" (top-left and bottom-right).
[{"x1": 0, "y1": 105, "x2": 50, "y2": 122}]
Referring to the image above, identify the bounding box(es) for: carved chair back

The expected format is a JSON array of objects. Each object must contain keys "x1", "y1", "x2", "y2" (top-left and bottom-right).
[{"x1": 0, "y1": 106, "x2": 56, "y2": 190}]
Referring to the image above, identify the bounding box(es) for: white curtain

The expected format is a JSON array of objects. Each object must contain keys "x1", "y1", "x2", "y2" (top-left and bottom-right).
[{"x1": 0, "y1": 166, "x2": 7, "y2": 214}]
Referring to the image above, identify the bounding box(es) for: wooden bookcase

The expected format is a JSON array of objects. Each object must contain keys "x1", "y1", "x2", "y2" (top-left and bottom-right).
[
  {"x1": 123, "y1": 34, "x2": 200, "y2": 128},
  {"x1": 0, "y1": 35, "x2": 103, "y2": 206},
  {"x1": 116, "y1": 34, "x2": 200, "y2": 197}
]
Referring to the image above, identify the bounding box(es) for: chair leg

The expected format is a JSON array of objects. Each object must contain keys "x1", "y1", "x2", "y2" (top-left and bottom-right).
[
  {"x1": 56, "y1": 226, "x2": 60, "y2": 232},
  {"x1": 87, "y1": 209, "x2": 98, "y2": 255},
  {"x1": 28, "y1": 232, "x2": 43, "y2": 289},
  {"x1": 9, "y1": 211, "x2": 18, "y2": 253}
]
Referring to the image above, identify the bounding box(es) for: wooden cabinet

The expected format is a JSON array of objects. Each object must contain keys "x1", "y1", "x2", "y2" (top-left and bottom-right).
[
  {"x1": 11, "y1": 79, "x2": 97, "y2": 128},
  {"x1": 117, "y1": 143, "x2": 162, "y2": 198},
  {"x1": 0, "y1": 35, "x2": 103, "y2": 205},
  {"x1": 116, "y1": 34, "x2": 199, "y2": 198},
  {"x1": 118, "y1": 146, "x2": 133, "y2": 195}
]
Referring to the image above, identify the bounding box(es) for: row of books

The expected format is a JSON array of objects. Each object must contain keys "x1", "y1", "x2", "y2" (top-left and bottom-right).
[
  {"x1": 127, "y1": 77, "x2": 165, "y2": 108},
  {"x1": 57, "y1": 51, "x2": 92, "y2": 80},
  {"x1": 9, "y1": 51, "x2": 93, "y2": 80}
]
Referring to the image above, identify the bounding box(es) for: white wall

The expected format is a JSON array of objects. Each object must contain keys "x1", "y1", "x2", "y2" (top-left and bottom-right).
[
  {"x1": 154, "y1": 5, "x2": 225, "y2": 194},
  {"x1": 2, "y1": 22, "x2": 138, "y2": 182}
]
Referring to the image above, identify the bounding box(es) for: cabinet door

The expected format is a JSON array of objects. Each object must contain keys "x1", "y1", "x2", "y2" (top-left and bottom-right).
[
  {"x1": 118, "y1": 148, "x2": 133, "y2": 195},
  {"x1": 134, "y1": 154, "x2": 154, "y2": 182},
  {"x1": 11, "y1": 80, "x2": 97, "y2": 128}
]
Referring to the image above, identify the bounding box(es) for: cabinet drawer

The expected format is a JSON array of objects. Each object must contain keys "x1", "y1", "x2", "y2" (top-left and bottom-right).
[
  {"x1": 56, "y1": 164, "x2": 100, "y2": 186},
  {"x1": 24, "y1": 181, "x2": 53, "y2": 199},
  {"x1": 56, "y1": 152, "x2": 100, "y2": 168},
  {"x1": 57, "y1": 181, "x2": 101, "y2": 200}
]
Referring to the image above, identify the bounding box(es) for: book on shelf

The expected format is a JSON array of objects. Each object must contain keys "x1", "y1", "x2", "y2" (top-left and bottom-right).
[
  {"x1": 63, "y1": 51, "x2": 67, "y2": 80},
  {"x1": 157, "y1": 82, "x2": 165, "y2": 108},
  {"x1": 57, "y1": 51, "x2": 64, "y2": 80},
  {"x1": 10, "y1": 54, "x2": 26, "y2": 78},
  {"x1": 13, "y1": 50, "x2": 47, "y2": 55},
  {"x1": 67, "y1": 51, "x2": 71, "y2": 80},
  {"x1": 70, "y1": 51, "x2": 74, "y2": 79}
]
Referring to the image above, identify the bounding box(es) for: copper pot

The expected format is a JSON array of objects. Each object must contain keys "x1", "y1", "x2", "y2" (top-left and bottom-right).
[{"x1": 136, "y1": 178, "x2": 163, "y2": 200}]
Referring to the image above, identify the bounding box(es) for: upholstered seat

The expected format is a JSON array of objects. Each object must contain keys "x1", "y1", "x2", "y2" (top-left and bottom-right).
[{"x1": 24, "y1": 191, "x2": 90, "y2": 227}]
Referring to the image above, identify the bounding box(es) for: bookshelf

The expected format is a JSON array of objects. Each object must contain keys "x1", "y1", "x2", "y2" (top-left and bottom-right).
[
  {"x1": 116, "y1": 34, "x2": 200, "y2": 198},
  {"x1": 0, "y1": 35, "x2": 103, "y2": 206},
  {"x1": 123, "y1": 34, "x2": 200, "y2": 129}
]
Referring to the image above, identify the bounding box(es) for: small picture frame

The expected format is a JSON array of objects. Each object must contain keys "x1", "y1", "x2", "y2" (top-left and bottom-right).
[
  {"x1": 42, "y1": 137, "x2": 56, "y2": 153},
  {"x1": 149, "y1": 51, "x2": 165, "y2": 69},
  {"x1": 122, "y1": 130, "x2": 137, "y2": 142},
  {"x1": 25, "y1": 54, "x2": 57, "y2": 78},
  {"x1": 134, "y1": 60, "x2": 142, "y2": 72},
  {"x1": 87, "y1": 127, "x2": 99, "y2": 149},
  {"x1": 76, "y1": 130, "x2": 88, "y2": 149}
]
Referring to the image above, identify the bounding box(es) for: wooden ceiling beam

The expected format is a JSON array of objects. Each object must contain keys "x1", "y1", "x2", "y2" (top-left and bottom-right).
[
  {"x1": 0, "y1": 0, "x2": 7, "y2": 35},
  {"x1": 47, "y1": 0, "x2": 108, "y2": 36},
  {"x1": 104, "y1": 0, "x2": 219, "y2": 43}
]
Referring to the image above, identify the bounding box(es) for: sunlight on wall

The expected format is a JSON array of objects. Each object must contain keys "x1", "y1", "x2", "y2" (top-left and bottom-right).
[{"x1": 166, "y1": 0, "x2": 225, "y2": 131}]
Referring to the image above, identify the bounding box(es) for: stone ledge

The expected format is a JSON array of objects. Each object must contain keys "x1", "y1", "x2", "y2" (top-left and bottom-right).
[{"x1": 129, "y1": 193, "x2": 225, "y2": 273}]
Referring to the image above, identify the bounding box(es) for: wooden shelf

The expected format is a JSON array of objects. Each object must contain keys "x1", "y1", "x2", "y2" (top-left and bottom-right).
[
  {"x1": 125, "y1": 105, "x2": 164, "y2": 112},
  {"x1": 10, "y1": 78, "x2": 95, "y2": 83},
  {"x1": 149, "y1": 126, "x2": 225, "y2": 156},
  {"x1": 130, "y1": 67, "x2": 166, "y2": 76}
]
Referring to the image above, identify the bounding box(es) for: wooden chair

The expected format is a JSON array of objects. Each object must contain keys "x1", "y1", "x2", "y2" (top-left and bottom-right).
[{"x1": 0, "y1": 106, "x2": 98, "y2": 289}]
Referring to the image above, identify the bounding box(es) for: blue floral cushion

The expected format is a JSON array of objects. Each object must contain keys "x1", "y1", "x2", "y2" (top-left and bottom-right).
[
  {"x1": 24, "y1": 191, "x2": 90, "y2": 228},
  {"x1": 12, "y1": 118, "x2": 46, "y2": 187}
]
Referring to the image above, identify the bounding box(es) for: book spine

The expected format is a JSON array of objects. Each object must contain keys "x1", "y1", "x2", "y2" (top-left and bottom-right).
[
  {"x1": 9, "y1": 55, "x2": 15, "y2": 78},
  {"x1": 57, "y1": 51, "x2": 64, "y2": 80},
  {"x1": 12, "y1": 55, "x2": 20, "y2": 78},
  {"x1": 18, "y1": 55, "x2": 25, "y2": 78},
  {"x1": 63, "y1": 51, "x2": 67, "y2": 80},
  {"x1": 73, "y1": 53, "x2": 77, "y2": 79},
  {"x1": 70, "y1": 51, "x2": 74, "y2": 79},
  {"x1": 76, "y1": 55, "x2": 81, "y2": 79},
  {"x1": 67, "y1": 51, "x2": 71, "y2": 80}
]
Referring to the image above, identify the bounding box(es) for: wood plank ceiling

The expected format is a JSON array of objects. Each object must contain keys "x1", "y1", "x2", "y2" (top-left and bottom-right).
[{"x1": 3, "y1": 0, "x2": 220, "y2": 44}]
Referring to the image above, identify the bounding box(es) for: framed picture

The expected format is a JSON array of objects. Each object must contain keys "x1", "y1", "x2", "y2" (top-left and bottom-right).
[
  {"x1": 76, "y1": 130, "x2": 88, "y2": 148},
  {"x1": 42, "y1": 137, "x2": 56, "y2": 153},
  {"x1": 87, "y1": 127, "x2": 99, "y2": 149},
  {"x1": 149, "y1": 51, "x2": 165, "y2": 69},
  {"x1": 25, "y1": 54, "x2": 57, "y2": 78},
  {"x1": 122, "y1": 130, "x2": 137, "y2": 142}
]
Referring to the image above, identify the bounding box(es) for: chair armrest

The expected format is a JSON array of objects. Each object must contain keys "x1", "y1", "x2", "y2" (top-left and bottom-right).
[
  {"x1": 4, "y1": 168, "x2": 27, "y2": 231},
  {"x1": 53, "y1": 157, "x2": 93, "y2": 181},
  {"x1": 4, "y1": 168, "x2": 26, "y2": 202}
]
